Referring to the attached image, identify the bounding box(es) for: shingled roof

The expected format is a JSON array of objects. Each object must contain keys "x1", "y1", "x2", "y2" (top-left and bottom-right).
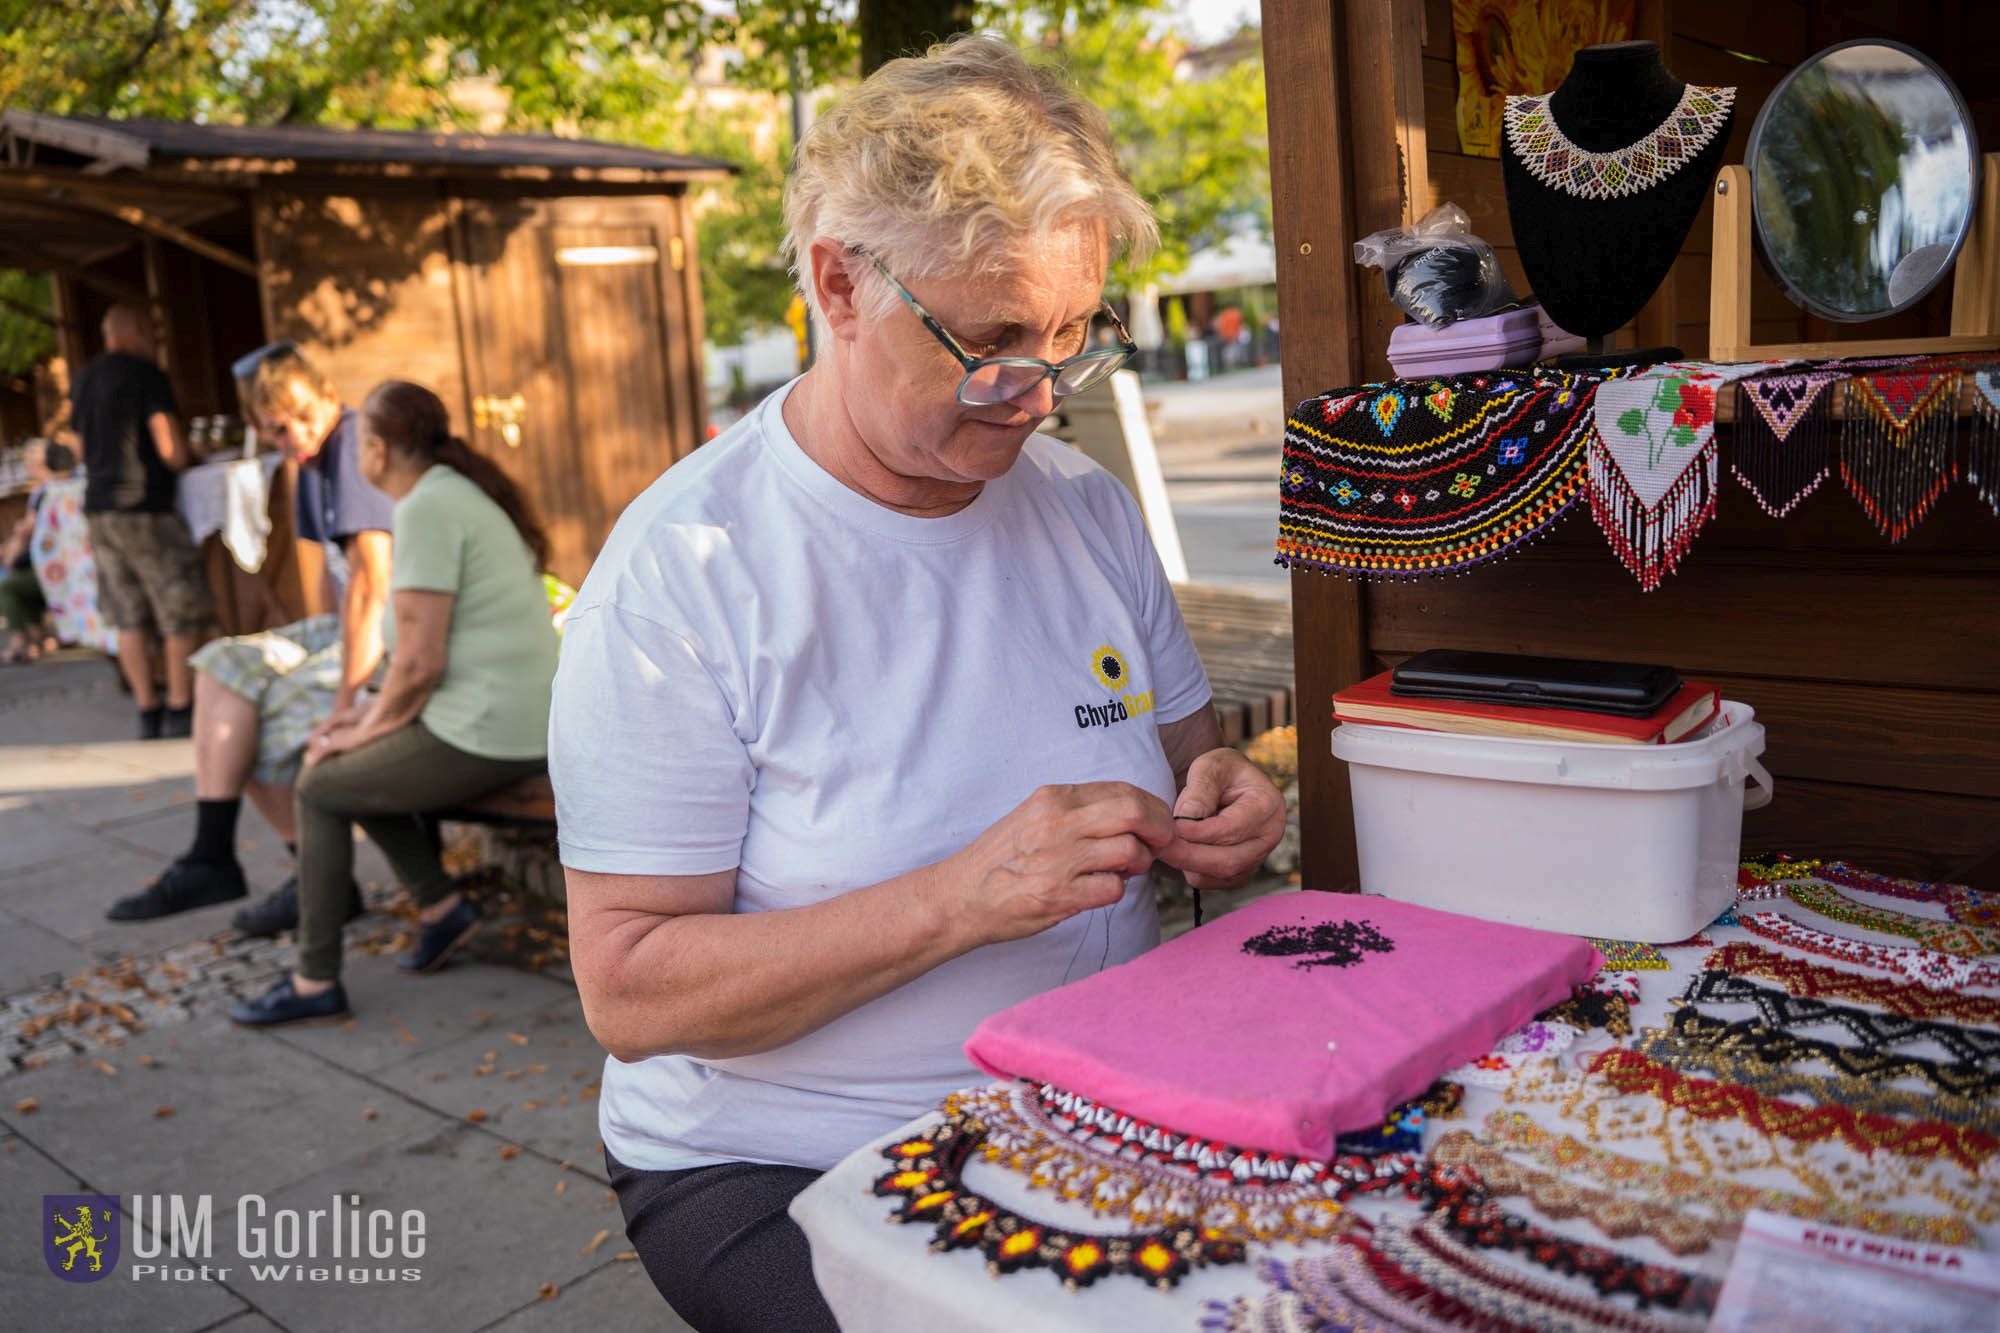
[{"x1": 0, "y1": 111, "x2": 735, "y2": 182}]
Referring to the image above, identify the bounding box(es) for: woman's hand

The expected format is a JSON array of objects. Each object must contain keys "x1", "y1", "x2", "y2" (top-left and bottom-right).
[
  {"x1": 948, "y1": 782, "x2": 1177, "y2": 946},
  {"x1": 306, "y1": 702, "x2": 369, "y2": 748},
  {"x1": 1160, "y1": 748, "x2": 1287, "y2": 890},
  {"x1": 304, "y1": 721, "x2": 368, "y2": 767}
]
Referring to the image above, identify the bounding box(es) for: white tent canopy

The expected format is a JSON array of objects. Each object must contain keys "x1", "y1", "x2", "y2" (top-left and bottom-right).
[{"x1": 1153, "y1": 230, "x2": 1277, "y2": 297}]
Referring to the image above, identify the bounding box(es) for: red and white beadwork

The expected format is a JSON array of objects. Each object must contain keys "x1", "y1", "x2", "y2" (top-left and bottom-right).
[{"x1": 1504, "y1": 84, "x2": 1735, "y2": 200}]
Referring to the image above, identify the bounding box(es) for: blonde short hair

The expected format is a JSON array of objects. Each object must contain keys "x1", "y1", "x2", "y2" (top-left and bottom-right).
[
  {"x1": 248, "y1": 348, "x2": 337, "y2": 418},
  {"x1": 783, "y1": 34, "x2": 1157, "y2": 324}
]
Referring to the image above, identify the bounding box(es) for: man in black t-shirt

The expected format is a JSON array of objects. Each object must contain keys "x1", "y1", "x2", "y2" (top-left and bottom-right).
[{"x1": 74, "y1": 305, "x2": 212, "y2": 738}]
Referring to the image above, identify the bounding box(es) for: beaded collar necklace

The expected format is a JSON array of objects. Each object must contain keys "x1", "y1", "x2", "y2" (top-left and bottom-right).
[{"x1": 1504, "y1": 84, "x2": 1735, "y2": 199}]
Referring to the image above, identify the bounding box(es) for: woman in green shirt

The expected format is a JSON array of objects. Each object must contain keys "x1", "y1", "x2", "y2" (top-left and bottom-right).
[{"x1": 232, "y1": 380, "x2": 560, "y2": 1025}]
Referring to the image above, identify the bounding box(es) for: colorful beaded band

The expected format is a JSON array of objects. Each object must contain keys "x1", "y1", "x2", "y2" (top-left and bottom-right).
[
  {"x1": 1678, "y1": 967, "x2": 2000, "y2": 1065},
  {"x1": 1812, "y1": 859, "x2": 2000, "y2": 927},
  {"x1": 1371, "y1": 1224, "x2": 1699, "y2": 1333},
  {"x1": 1505, "y1": 1058, "x2": 2000, "y2": 1227},
  {"x1": 1633, "y1": 1022, "x2": 2000, "y2": 1133},
  {"x1": 1479, "y1": 1110, "x2": 1976, "y2": 1245},
  {"x1": 1582, "y1": 972, "x2": 1645, "y2": 1002},
  {"x1": 1738, "y1": 911, "x2": 2000, "y2": 990},
  {"x1": 1030, "y1": 1078, "x2": 1458, "y2": 1172},
  {"x1": 1703, "y1": 941, "x2": 2000, "y2": 1025},
  {"x1": 872, "y1": 1114, "x2": 1247, "y2": 1290},
  {"x1": 1742, "y1": 856, "x2": 2000, "y2": 928},
  {"x1": 1781, "y1": 880, "x2": 2000, "y2": 958},
  {"x1": 1430, "y1": 1130, "x2": 1719, "y2": 1255},
  {"x1": 1414, "y1": 1162, "x2": 1713, "y2": 1313},
  {"x1": 1587, "y1": 1047, "x2": 2000, "y2": 1173},
  {"x1": 950, "y1": 1082, "x2": 1404, "y2": 1243}
]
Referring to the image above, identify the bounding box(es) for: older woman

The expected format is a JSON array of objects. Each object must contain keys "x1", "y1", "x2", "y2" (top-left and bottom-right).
[
  {"x1": 231, "y1": 381, "x2": 558, "y2": 1025},
  {"x1": 549, "y1": 35, "x2": 1285, "y2": 1331}
]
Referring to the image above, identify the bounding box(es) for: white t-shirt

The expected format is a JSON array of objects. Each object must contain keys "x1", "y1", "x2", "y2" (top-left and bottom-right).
[{"x1": 548, "y1": 378, "x2": 1211, "y2": 1172}]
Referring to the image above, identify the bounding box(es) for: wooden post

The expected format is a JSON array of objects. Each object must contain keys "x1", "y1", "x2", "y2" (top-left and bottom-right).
[
  {"x1": 1263, "y1": 0, "x2": 1377, "y2": 892},
  {"x1": 1950, "y1": 152, "x2": 2000, "y2": 338},
  {"x1": 1707, "y1": 166, "x2": 1752, "y2": 362}
]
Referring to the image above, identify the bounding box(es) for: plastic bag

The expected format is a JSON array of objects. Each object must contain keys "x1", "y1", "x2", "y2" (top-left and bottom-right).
[{"x1": 1353, "y1": 203, "x2": 1517, "y2": 329}]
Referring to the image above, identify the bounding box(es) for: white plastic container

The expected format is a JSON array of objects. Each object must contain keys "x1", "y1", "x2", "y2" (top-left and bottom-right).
[{"x1": 1331, "y1": 702, "x2": 1772, "y2": 942}]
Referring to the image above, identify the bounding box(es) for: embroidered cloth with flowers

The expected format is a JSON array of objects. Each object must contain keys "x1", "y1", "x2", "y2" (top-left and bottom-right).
[{"x1": 964, "y1": 891, "x2": 1602, "y2": 1161}]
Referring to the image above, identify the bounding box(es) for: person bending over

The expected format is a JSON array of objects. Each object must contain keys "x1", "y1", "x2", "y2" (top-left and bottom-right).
[
  {"x1": 549, "y1": 36, "x2": 1285, "y2": 1332},
  {"x1": 108, "y1": 349, "x2": 393, "y2": 923}
]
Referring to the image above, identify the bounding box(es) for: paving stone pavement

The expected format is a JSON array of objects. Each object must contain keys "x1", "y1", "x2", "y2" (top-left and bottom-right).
[{"x1": 0, "y1": 656, "x2": 690, "y2": 1332}]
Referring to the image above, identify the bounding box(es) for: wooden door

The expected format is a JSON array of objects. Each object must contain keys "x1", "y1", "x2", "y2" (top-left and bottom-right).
[{"x1": 450, "y1": 195, "x2": 700, "y2": 587}]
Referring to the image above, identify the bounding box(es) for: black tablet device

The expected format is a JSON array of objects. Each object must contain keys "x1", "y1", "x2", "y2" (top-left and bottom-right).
[{"x1": 1389, "y1": 650, "x2": 1682, "y2": 717}]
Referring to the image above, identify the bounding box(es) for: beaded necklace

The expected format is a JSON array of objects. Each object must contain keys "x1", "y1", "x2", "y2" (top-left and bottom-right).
[
  {"x1": 1780, "y1": 880, "x2": 2000, "y2": 957},
  {"x1": 872, "y1": 1113, "x2": 1247, "y2": 1290},
  {"x1": 1503, "y1": 1058, "x2": 2000, "y2": 1227},
  {"x1": 1588, "y1": 1047, "x2": 1999, "y2": 1172},
  {"x1": 1633, "y1": 1023, "x2": 2000, "y2": 1133},
  {"x1": 1811, "y1": 860, "x2": 2000, "y2": 927},
  {"x1": 1372, "y1": 1224, "x2": 1703, "y2": 1333},
  {"x1": 949, "y1": 1082, "x2": 1405, "y2": 1243},
  {"x1": 1430, "y1": 1131, "x2": 1719, "y2": 1255},
  {"x1": 1384, "y1": 1216, "x2": 1712, "y2": 1328},
  {"x1": 1738, "y1": 911, "x2": 2000, "y2": 989},
  {"x1": 1479, "y1": 1110, "x2": 1976, "y2": 1245},
  {"x1": 1414, "y1": 1162, "x2": 1714, "y2": 1313},
  {"x1": 1503, "y1": 85, "x2": 1736, "y2": 200},
  {"x1": 1678, "y1": 967, "x2": 2000, "y2": 1064},
  {"x1": 1702, "y1": 941, "x2": 2000, "y2": 1025}
]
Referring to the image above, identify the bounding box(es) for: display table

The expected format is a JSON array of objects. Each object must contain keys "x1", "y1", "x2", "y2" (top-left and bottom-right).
[
  {"x1": 175, "y1": 453, "x2": 323, "y2": 636},
  {"x1": 791, "y1": 863, "x2": 2000, "y2": 1330}
]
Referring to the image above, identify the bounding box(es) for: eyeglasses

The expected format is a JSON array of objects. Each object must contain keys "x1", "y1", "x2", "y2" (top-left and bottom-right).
[{"x1": 853, "y1": 247, "x2": 1137, "y2": 406}]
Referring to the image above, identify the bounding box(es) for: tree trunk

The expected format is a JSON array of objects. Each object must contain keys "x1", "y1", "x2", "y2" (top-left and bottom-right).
[{"x1": 858, "y1": 0, "x2": 976, "y2": 74}]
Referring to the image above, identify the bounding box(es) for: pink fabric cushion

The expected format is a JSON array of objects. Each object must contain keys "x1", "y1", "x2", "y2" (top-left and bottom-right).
[{"x1": 966, "y1": 892, "x2": 1602, "y2": 1160}]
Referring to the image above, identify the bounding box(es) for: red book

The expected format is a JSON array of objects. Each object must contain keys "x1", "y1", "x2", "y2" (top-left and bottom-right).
[{"x1": 1334, "y1": 670, "x2": 1721, "y2": 745}]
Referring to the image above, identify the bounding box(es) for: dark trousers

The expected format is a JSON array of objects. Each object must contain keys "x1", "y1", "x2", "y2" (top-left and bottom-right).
[
  {"x1": 292, "y1": 721, "x2": 544, "y2": 980},
  {"x1": 605, "y1": 1149, "x2": 840, "y2": 1333}
]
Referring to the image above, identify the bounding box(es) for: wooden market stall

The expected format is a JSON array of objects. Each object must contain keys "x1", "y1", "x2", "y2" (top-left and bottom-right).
[
  {"x1": 0, "y1": 112, "x2": 733, "y2": 604},
  {"x1": 1262, "y1": 1, "x2": 2000, "y2": 890}
]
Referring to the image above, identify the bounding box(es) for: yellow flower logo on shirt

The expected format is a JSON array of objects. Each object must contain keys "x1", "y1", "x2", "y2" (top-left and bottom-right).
[{"x1": 1089, "y1": 645, "x2": 1130, "y2": 691}]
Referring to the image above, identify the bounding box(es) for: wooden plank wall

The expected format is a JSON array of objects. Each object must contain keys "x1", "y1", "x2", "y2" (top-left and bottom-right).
[
  {"x1": 1284, "y1": 0, "x2": 2000, "y2": 887},
  {"x1": 252, "y1": 181, "x2": 473, "y2": 428}
]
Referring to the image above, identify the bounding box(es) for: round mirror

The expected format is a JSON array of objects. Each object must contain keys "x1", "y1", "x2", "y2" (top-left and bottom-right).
[{"x1": 1747, "y1": 40, "x2": 1979, "y2": 322}]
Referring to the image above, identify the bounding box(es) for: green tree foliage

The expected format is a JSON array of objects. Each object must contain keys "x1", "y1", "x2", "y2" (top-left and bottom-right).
[
  {"x1": 983, "y1": 2, "x2": 1269, "y2": 291},
  {"x1": 0, "y1": 0, "x2": 1267, "y2": 361},
  {"x1": 0, "y1": 271, "x2": 54, "y2": 378}
]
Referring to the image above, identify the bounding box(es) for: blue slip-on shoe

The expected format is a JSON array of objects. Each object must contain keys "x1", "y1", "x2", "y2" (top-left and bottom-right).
[
  {"x1": 229, "y1": 976, "x2": 350, "y2": 1027},
  {"x1": 398, "y1": 899, "x2": 481, "y2": 974}
]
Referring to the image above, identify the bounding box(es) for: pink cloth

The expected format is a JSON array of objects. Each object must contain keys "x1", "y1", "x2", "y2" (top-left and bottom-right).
[{"x1": 965, "y1": 892, "x2": 1602, "y2": 1160}]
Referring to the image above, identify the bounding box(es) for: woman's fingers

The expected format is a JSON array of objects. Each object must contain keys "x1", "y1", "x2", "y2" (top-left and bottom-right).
[{"x1": 1056, "y1": 782, "x2": 1176, "y2": 848}]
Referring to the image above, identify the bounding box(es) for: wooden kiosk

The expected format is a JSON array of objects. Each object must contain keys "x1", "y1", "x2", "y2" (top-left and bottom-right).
[
  {"x1": 0, "y1": 113, "x2": 733, "y2": 604},
  {"x1": 1262, "y1": 1, "x2": 2000, "y2": 889}
]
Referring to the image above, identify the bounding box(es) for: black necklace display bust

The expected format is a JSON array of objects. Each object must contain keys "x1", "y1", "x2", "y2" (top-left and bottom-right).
[{"x1": 1502, "y1": 41, "x2": 1734, "y2": 355}]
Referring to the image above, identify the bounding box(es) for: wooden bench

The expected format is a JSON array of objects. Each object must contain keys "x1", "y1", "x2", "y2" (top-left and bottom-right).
[
  {"x1": 436, "y1": 584, "x2": 1294, "y2": 830},
  {"x1": 1173, "y1": 583, "x2": 1295, "y2": 745}
]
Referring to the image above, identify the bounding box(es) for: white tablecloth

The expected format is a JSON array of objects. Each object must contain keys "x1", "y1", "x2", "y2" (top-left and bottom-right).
[
  {"x1": 791, "y1": 887, "x2": 2000, "y2": 1331},
  {"x1": 175, "y1": 452, "x2": 283, "y2": 571}
]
